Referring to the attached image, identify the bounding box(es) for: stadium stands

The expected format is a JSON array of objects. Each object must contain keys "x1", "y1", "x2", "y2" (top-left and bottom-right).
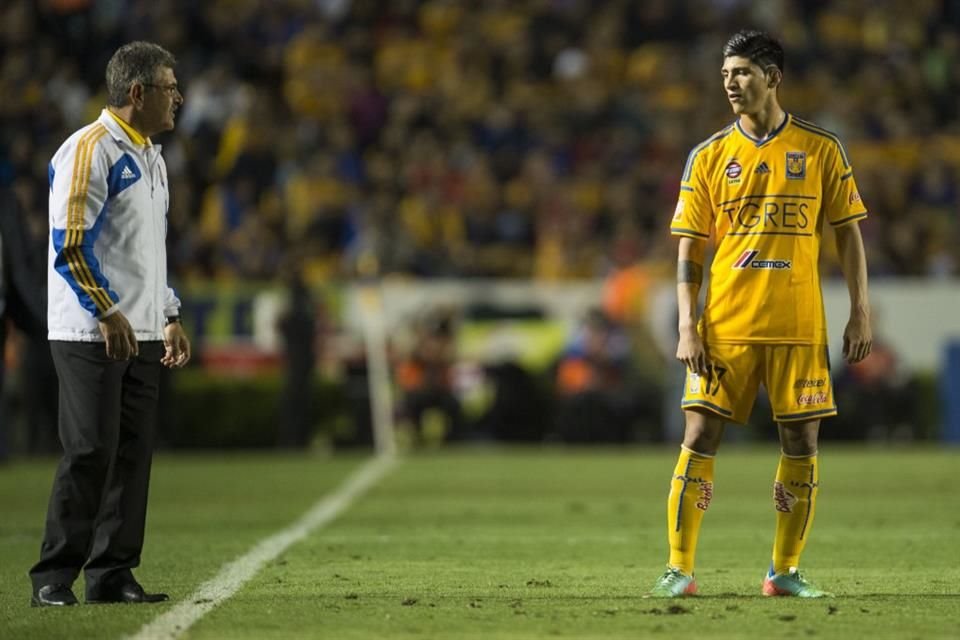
[{"x1": 1, "y1": 0, "x2": 958, "y2": 284}]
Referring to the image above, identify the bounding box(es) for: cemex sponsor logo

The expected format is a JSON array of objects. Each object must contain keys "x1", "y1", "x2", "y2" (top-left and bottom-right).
[
  {"x1": 733, "y1": 250, "x2": 792, "y2": 270},
  {"x1": 797, "y1": 392, "x2": 829, "y2": 405},
  {"x1": 794, "y1": 378, "x2": 826, "y2": 389},
  {"x1": 774, "y1": 481, "x2": 797, "y2": 513}
]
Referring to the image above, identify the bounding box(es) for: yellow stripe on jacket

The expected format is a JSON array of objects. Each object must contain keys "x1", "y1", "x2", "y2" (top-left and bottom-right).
[{"x1": 63, "y1": 124, "x2": 114, "y2": 314}]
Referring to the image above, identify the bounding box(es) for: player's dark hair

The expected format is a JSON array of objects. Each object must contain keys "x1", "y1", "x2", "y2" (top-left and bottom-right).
[{"x1": 723, "y1": 30, "x2": 784, "y2": 74}]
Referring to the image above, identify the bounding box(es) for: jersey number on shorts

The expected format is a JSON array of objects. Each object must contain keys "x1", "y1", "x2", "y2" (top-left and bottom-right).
[{"x1": 703, "y1": 364, "x2": 727, "y2": 396}]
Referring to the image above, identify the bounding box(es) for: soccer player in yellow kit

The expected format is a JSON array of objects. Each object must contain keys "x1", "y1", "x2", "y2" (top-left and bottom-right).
[{"x1": 648, "y1": 30, "x2": 872, "y2": 598}]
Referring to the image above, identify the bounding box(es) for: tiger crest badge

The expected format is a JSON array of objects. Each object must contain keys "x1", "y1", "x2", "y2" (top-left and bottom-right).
[{"x1": 785, "y1": 152, "x2": 806, "y2": 180}]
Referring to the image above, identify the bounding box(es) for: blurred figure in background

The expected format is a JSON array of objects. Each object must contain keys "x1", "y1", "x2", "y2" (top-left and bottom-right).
[
  {"x1": 554, "y1": 307, "x2": 637, "y2": 443},
  {"x1": 832, "y1": 310, "x2": 918, "y2": 441},
  {"x1": 600, "y1": 226, "x2": 672, "y2": 440},
  {"x1": 0, "y1": 184, "x2": 49, "y2": 462},
  {"x1": 276, "y1": 264, "x2": 318, "y2": 449},
  {"x1": 395, "y1": 308, "x2": 464, "y2": 445}
]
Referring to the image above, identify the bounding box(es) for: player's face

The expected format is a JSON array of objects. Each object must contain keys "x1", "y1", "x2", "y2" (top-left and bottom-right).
[{"x1": 721, "y1": 56, "x2": 774, "y2": 116}]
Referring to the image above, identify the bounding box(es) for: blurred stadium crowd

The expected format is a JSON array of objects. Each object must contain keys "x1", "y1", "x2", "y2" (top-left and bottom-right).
[{"x1": 1, "y1": 0, "x2": 959, "y2": 286}]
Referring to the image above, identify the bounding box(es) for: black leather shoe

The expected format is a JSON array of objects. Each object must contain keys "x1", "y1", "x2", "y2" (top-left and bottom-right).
[
  {"x1": 87, "y1": 581, "x2": 169, "y2": 604},
  {"x1": 31, "y1": 584, "x2": 79, "y2": 607}
]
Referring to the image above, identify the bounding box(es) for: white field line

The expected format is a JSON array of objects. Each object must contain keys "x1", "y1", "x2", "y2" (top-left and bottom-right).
[{"x1": 129, "y1": 455, "x2": 398, "y2": 640}]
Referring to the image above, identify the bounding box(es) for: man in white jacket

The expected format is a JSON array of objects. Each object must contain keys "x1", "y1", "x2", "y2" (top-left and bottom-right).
[{"x1": 30, "y1": 41, "x2": 190, "y2": 607}]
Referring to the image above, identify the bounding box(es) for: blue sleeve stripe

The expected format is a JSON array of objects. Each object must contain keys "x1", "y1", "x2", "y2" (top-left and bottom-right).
[
  {"x1": 840, "y1": 171, "x2": 853, "y2": 181},
  {"x1": 68, "y1": 246, "x2": 114, "y2": 313},
  {"x1": 680, "y1": 185, "x2": 694, "y2": 192},
  {"x1": 670, "y1": 227, "x2": 710, "y2": 239},
  {"x1": 52, "y1": 227, "x2": 117, "y2": 316},
  {"x1": 52, "y1": 230, "x2": 101, "y2": 316},
  {"x1": 78, "y1": 205, "x2": 117, "y2": 312},
  {"x1": 830, "y1": 212, "x2": 867, "y2": 227}
]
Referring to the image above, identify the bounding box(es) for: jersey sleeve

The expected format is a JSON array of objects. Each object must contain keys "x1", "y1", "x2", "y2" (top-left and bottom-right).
[
  {"x1": 670, "y1": 150, "x2": 713, "y2": 239},
  {"x1": 49, "y1": 127, "x2": 120, "y2": 318},
  {"x1": 823, "y1": 140, "x2": 867, "y2": 227}
]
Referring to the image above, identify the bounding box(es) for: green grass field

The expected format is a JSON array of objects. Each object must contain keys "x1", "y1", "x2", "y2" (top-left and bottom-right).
[{"x1": 1, "y1": 446, "x2": 958, "y2": 639}]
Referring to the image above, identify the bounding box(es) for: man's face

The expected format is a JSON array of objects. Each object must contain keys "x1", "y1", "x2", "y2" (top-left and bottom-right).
[
  {"x1": 721, "y1": 55, "x2": 776, "y2": 116},
  {"x1": 140, "y1": 66, "x2": 182, "y2": 135}
]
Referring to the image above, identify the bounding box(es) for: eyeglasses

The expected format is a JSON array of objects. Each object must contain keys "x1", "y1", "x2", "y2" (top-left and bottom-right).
[{"x1": 143, "y1": 83, "x2": 181, "y2": 96}]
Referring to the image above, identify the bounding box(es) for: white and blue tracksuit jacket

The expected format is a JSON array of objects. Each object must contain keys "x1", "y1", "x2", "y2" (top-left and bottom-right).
[{"x1": 47, "y1": 109, "x2": 180, "y2": 342}]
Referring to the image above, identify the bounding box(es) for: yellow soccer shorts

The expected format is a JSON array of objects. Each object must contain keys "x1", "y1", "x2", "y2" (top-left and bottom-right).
[{"x1": 681, "y1": 343, "x2": 837, "y2": 424}]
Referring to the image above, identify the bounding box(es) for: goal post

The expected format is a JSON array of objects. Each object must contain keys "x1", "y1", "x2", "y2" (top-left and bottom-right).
[{"x1": 355, "y1": 259, "x2": 397, "y2": 457}]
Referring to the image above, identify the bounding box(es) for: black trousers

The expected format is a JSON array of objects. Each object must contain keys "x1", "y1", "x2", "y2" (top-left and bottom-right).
[{"x1": 30, "y1": 341, "x2": 163, "y2": 593}]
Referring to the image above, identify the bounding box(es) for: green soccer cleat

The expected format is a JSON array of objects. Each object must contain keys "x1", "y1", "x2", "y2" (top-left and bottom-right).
[
  {"x1": 646, "y1": 567, "x2": 698, "y2": 598},
  {"x1": 762, "y1": 567, "x2": 833, "y2": 598}
]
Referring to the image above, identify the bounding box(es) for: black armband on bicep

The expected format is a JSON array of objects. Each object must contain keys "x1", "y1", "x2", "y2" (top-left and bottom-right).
[{"x1": 678, "y1": 260, "x2": 703, "y2": 285}]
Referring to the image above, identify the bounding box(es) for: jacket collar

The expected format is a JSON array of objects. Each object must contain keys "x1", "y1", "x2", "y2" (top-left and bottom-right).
[{"x1": 99, "y1": 108, "x2": 153, "y2": 149}]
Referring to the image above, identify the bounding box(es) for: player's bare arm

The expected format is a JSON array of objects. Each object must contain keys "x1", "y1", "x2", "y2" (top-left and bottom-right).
[
  {"x1": 834, "y1": 222, "x2": 872, "y2": 364},
  {"x1": 677, "y1": 236, "x2": 709, "y2": 374}
]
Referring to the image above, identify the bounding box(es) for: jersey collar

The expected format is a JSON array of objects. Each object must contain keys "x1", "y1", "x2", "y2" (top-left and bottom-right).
[{"x1": 735, "y1": 112, "x2": 791, "y2": 147}]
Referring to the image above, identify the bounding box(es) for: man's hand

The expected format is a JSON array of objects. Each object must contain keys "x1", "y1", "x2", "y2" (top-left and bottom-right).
[
  {"x1": 162, "y1": 322, "x2": 191, "y2": 368},
  {"x1": 677, "y1": 326, "x2": 709, "y2": 375},
  {"x1": 99, "y1": 311, "x2": 138, "y2": 360},
  {"x1": 842, "y1": 311, "x2": 872, "y2": 364}
]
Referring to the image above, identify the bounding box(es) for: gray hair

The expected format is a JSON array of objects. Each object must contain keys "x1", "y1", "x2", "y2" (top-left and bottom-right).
[{"x1": 105, "y1": 41, "x2": 177, "y2": 107}]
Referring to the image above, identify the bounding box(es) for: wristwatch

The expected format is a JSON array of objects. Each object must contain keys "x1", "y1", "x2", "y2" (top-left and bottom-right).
[{"x1": 165, "y1": 315, "x2": 181, "y2": 326}]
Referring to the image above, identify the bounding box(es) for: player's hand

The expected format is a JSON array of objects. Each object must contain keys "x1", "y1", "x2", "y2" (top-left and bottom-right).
[
  {"x1": 99, "y1": 311, "x2": 138, "y2": 360},
  {"x1": 677, "y1": 326, "x2": 709, "y2": 375},
  {"x1": 162, "y1": 321, "x2": 191, "y2": 368},
  {"x1": 842, "y1": 312, "x2": 872, "y2": 364}
]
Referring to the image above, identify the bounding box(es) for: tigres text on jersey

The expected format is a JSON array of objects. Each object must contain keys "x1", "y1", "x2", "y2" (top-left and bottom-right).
[{"x1": 670, "y1": 114, "x2": 867, "y2": 344}]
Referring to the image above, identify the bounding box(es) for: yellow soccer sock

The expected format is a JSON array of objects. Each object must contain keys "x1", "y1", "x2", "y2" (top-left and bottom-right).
[
  {"x1": 771, "y1": 453, "x2": 819, "y2": 574},
  {"x1": 666, "y1": 446, "x2": 715, "y2": 575}
]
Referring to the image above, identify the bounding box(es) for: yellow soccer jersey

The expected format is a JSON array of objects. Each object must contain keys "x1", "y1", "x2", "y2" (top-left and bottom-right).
[{"x1": 670, "y1": 114, "x2": 867, "y2": 344}]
